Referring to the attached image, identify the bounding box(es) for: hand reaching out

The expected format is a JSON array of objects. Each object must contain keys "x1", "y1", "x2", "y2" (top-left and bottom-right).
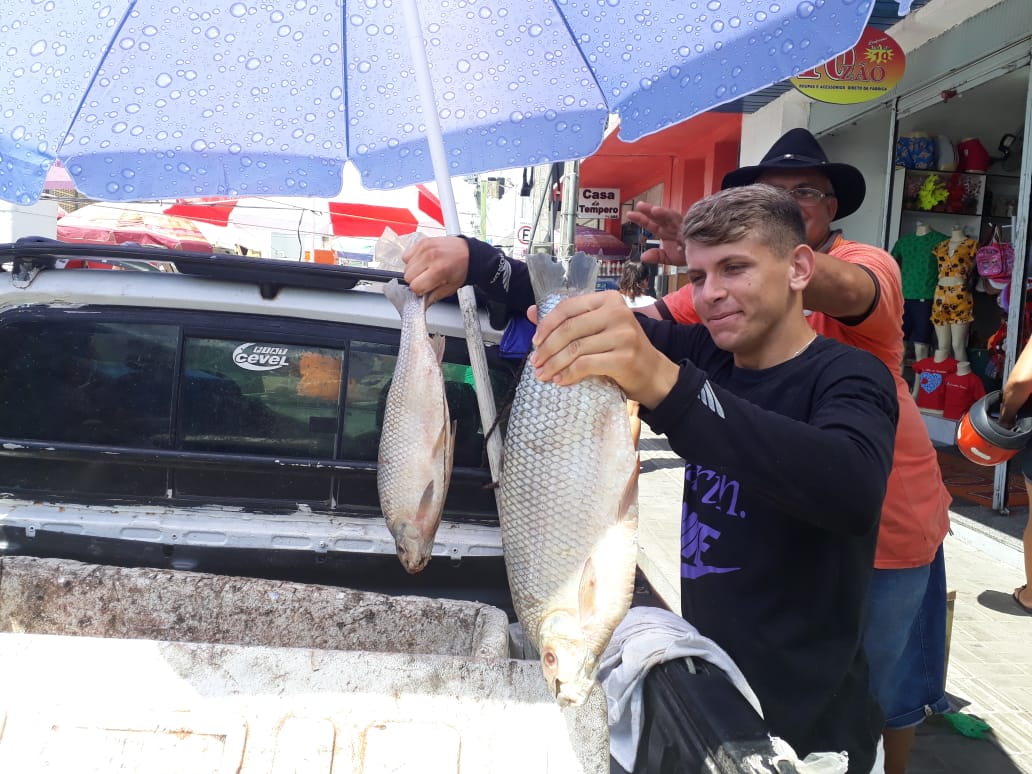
[{"x1": 626, "y1": 202, "x2": 687, "y2": 266}]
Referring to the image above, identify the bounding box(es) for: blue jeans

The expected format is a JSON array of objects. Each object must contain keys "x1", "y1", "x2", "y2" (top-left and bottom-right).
[{"x1": 863, "y1": 545, "x2": 950, "y2": 728}]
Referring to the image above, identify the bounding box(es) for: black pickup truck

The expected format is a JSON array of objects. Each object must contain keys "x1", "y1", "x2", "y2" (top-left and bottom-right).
[{"x1": 0, "y1": 239, "x2": 788, "y2": 773}]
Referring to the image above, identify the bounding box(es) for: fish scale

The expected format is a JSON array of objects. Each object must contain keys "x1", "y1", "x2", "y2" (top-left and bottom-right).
[{"x1": 499, "y1": 252, "x2": 639, "y2": 708}]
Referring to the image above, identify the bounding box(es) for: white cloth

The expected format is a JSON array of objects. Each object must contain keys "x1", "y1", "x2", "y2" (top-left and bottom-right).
[
  {"x1": 599, "y1": 606, "x2": 848, "y2": 773},
  {"x1": 599, "y1": 606, "x2": 763, "y2": 771},
  {"x1": 622, "y1": 293, "x2": 655, "y2": 309}
]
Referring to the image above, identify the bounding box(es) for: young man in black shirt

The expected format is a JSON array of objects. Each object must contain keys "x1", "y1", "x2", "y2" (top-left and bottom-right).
[{"x1": 405, "y1": 184, "x2": 898, "y2": 772}]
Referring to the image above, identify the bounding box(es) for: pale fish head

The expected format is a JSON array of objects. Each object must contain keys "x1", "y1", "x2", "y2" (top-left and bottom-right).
[
  {"x1": 538, "y1": 612, "x2": 597, "y2": 708},
  {"x1": 392, "y1": 520, "x2": 433, "y2": 574}
]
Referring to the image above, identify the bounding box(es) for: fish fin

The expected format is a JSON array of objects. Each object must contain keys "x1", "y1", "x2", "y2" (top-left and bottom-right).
[
  {"x1": 577, "y1": 555, "x2": 598, "y2": 624},
  {"x1": 443, "y1": 420, "x2": 457, "y2": 490},
  {"x1": 429, "y1": 333, "x2": 446, "y2": 364},
  {"x1": 565, "y1": 251, "x2": 600, "y2": 295},
  {"x1": 383, "y1": 278, "x2": 414, "y2": 316},
  {"x1": 417, "y1": 479, "x2": 435, "y2": 520},
  {"x1": 617, "y1": 455, "x2": 640, "y2": 524}
]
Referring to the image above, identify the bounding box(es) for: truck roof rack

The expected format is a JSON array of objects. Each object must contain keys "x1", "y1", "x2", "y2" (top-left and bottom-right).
[{"x1": 0, "y1": 237, "x2": 403, "y2": 296}]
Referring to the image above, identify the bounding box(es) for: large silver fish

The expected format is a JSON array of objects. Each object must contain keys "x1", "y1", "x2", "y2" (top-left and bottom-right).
[
  {"x1": 499, "y1": 252, "x2": 639, "y2": 707},
  {"x1": 378, "y1": 279, "x2": 455, "y2": 574}
]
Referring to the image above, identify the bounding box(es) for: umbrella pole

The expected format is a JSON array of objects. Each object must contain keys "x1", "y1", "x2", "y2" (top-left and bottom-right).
[{"x1": 402, "y1": 0, "x2": 504, "y2": 486}]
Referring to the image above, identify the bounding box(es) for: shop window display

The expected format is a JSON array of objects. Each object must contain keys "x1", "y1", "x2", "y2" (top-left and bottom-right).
[{"x1": 892, "y1": 122, "x2": 1024, "y2": 426}]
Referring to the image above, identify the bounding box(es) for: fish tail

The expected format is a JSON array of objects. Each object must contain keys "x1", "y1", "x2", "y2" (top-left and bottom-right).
[
  {"x1": 566, "y1": 251, "x2": 600, "y2": 295},
  {"x1": 384, "y1": 278, "x2": 415, "y2": 316},
  {"x1": 527, "y1": 251, "x2": 599, "y2": 306}
]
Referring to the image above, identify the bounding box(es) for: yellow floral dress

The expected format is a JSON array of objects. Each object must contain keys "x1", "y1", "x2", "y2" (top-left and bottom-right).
[{"x1": 931, "y1": 238, "x2": 977, "y2": 325}]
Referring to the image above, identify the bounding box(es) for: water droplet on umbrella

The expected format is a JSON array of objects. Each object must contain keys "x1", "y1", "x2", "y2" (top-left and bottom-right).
[
  {"x1": 230, "y1": 3, "x2": 247, "y2": 18},
  {"x1": 29, "y1": 40, "x2": 46, "y2": 56},
  {"x1": 711, "y1": 20, "x2": 724, "y2": 32},
  {"x1": 156, "y1": 73, "x2": 173, "y2": 88},
  {"x1": 245, "y1": 58, "x2": 261, "y2": 70}
]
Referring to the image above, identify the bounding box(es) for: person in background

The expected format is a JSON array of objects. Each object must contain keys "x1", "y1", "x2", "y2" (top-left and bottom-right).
[
  {"x1": 618, "y1": 260, "x2": 655, "y2": 446},
  {"x1": 995, "y1": 339, "x2": 1032, "y2": 615},
  {"x1": 626, "y1": 128, "x2": 952, "y2": 774},
  {"x1": 618, "y1": 260, "x2": 654, "y2": 309}
]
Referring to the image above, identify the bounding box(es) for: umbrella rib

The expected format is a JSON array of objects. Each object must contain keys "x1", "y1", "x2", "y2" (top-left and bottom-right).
[{"x1": 56, "y1": 0, "x2": 139, "y2": 167}]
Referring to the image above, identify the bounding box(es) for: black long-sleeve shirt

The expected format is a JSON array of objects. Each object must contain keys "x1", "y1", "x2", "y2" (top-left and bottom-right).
[{"x1": 640, "y1": 319, "x2": 897, "y2": 773}]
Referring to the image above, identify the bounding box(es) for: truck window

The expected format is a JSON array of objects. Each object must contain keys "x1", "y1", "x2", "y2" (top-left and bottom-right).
[
  {"x1": 175, "y1": 337, "x2": 344, "y2": 504},
  {"x1": 0, "y1": 318, "x2": 178, "y2": 496}
]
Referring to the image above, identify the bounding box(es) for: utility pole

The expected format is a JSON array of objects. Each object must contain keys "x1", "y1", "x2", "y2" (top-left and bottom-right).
[
  {"x1": 478, "y1": 175, "x2": 489, "y2": 241},
  {"x1": 556, "y1": 160, "x2": 579, "y2": 261}
]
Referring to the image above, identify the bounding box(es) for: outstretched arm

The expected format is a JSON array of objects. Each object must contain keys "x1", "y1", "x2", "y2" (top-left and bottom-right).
[{"x1": 403, "y1": 235, "x2": 535, "y2": 312}]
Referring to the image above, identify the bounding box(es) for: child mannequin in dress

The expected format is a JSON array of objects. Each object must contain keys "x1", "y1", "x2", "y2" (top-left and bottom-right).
[{"x1": 931, "y1": 225, "x2": 977, "y2": 364}]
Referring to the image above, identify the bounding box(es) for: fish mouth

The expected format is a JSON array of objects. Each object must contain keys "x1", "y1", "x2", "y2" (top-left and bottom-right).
[
  {"x1": 552, "y1": 677, "x2": 592, "y2": 708},
  {"x1": 398, "y1": 549, "x2": 430, "y2": 574}
]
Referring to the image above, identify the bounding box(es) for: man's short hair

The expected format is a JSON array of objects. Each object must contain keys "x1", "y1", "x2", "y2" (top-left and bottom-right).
[{"x1": 680, "y1": 184, "x2": 806, "y2": 258}]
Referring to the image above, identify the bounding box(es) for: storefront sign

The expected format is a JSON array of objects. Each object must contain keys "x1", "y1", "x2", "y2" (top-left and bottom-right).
[
  {"x1": 577, "y1": 188, "x2": 621, "y2": 219},
  {"x1": 790, "y1": 27, "x2": 906, "y2": 105}
]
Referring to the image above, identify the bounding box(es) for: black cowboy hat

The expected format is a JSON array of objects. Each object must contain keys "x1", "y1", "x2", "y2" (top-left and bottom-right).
[{"x1": 721, "y1": 128, "x2": 866, "y2": 220}]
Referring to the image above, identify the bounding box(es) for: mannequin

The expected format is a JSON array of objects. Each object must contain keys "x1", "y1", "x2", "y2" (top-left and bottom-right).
[
  {"x1": 942, "y1": 359, "x2": 986, "y2": 421},
  {"x1": 891, "y1": 220, "x2": 947, "y2": 365},
  {"x1": 930, "y1": 225, "x2": 977, "y2": 364},
  {"x1": 911, "y1": 348, "x2": 958, "y2": 413}
]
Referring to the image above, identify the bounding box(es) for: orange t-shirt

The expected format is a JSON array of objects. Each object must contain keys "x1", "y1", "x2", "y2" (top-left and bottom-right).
[{"x1": 659, "y1": 236, "x2": 951, "y2": 568}]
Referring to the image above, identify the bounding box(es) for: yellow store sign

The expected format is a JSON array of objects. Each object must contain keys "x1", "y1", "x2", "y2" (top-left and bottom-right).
[{"x1": 791, "y1": 27, "x2": 906, "y2": 105}]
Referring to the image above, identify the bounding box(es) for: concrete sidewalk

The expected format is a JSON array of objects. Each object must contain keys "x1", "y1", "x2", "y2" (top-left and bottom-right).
[{"x1": 634, "y1": 428, "x2": 1032, "y2": 774}]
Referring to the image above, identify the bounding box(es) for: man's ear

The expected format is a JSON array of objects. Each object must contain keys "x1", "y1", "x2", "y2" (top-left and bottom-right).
[{"x1": 789, "y1": 243, "x2": 816, "y2": 291}]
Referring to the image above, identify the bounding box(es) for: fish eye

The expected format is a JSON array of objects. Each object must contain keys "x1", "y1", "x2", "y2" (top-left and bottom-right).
[{"x1": 543, "y1": 650, "x2": 557, "y2": 668}]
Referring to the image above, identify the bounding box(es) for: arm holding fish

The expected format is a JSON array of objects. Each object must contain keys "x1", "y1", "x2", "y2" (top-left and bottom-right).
[
  {"x1": 645, "y1": 344, "x2": 898, "y2": 536},
  {"x1": 527, "y1": 291, "x2": 682, "y2": 410},
  {"x1": 403, "y1": 235, "x2": 535, "y2": 312},
  {"x1": 532, "y1": 297, "x2": 897, "y2": 536}
]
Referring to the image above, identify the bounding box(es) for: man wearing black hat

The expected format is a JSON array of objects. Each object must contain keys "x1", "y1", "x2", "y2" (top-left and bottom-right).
[{"x1": 628, "y1": 128, "x2": 952, "y2": 774}]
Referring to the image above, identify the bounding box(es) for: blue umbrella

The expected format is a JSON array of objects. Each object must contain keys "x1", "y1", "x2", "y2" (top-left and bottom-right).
[
  {"x1": 1, "y1": 0, "x2": 911, "y2": 209},
  {"x1": 0, "y1": 0, "x2": 911, "y2": 476}
]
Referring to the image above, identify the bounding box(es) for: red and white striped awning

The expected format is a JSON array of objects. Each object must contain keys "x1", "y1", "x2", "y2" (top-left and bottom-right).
[{"x1": 164, "y1": 183, "x2": 444, "y2": 241}]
